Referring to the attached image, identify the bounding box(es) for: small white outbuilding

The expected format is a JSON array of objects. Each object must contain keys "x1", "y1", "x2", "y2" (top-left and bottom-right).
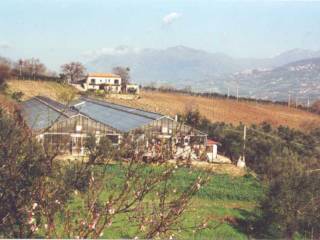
[{"x1": 206, "y1": 139, "x2": 219, "y2": 161}]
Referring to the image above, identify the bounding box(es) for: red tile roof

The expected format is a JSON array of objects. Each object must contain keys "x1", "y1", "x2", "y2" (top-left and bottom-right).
[
  {"x1": 88, "y1": 73, "x2": 120, "y2": 78},
  {"x1": 207, "y1": 139, "x2": 220, "y2": 145}
]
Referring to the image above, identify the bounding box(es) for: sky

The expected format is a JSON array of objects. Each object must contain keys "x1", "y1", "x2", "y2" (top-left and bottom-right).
[{"x1": 0, "y1": 0, "x2": 320, "y2": 70}]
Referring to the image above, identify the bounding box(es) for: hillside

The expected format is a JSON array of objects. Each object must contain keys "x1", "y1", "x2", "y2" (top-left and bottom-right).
[
  {"x1": 105, "y1": 90, "x2": 320, "y2": 130},
  {"x1": 231, "y1": 57, "x2": 320, "y2": 101},
  {"x1": 6, "y1": 80, "x2": 320, "y2": 130},
  {"x1": 6, "y1": 80, "x2": 79, "y2": 102}
]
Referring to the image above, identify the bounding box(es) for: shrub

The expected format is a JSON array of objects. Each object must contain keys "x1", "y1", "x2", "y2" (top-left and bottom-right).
[{"x1": 11, "y1": 91, "x2": 24, "y2": 102}]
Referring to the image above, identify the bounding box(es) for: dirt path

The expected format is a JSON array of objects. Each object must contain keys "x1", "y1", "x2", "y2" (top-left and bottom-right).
[{"x1": 168, "y1": 160, "x2": 246, "y2": 177}]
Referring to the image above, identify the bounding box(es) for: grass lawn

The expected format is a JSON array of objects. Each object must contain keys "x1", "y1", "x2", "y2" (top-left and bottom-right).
[{"x1": 61, "y1": 164, "x2": 264, "y2": 239}]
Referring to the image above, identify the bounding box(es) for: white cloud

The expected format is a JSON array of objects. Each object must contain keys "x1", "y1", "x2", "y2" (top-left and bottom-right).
[
  {"x1": 0, "y1": 42, "x2": 12, "y2": 49},
  {"x1": 82, "y1": 45, "x2": 142, "y2": 59},
  {"x1": 100, "y1": 46, "x2": 141, "y2": 55},
  {"x1": 162, "y1": 12, "x2": 182, "y2": 25}
]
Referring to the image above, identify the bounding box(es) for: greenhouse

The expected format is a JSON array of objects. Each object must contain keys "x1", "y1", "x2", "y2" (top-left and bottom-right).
[{"x1": 21, "y1": 96, "x2": 207, "y2": 157}]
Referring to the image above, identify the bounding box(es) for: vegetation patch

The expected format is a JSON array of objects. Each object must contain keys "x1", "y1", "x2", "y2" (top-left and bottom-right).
[
  {"x1": 62, "y1": 164, "x2": 264, "y2": 239},
  {"x1": 6, "y1": 79, "x2": 79, "y2": 103}
]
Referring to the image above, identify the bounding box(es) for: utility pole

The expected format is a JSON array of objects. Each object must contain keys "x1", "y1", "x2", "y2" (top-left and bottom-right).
[
  {"x1": 18, "y1": 59, "x2": 23, "y2": 80},
  {"x1": 236, "y1": 85, "x2": 239, "y2": 102},
  {"x1": 243, "y1": 125, "x2": 246, "y2": 162},
  {"x1": 307, "y1": 97, "x2": 310, "y2": 109},
  {"x1": 227, "y1": 87, "x2": 230, "y2": 99},
  {"x1": 212, "y1": 85, "x2": 215, "y2": 121},
  {"x1": 31, "y1": 58, "x2": 35, "y2": 81},
  {"x1": 237, "y1": 125, "x2": 246, "y2": 168},
  {"x1": 288, "y1": 93, "x2": 291, "y2": 107}
]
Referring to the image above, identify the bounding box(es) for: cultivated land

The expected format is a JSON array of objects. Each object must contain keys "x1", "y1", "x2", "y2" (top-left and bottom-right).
[
  {"x1": 6, "y1": 79, "x2": 320, "y2": 130},
  {"x1": 106, "y1": 90, "x2": 320, "y2": 130}
]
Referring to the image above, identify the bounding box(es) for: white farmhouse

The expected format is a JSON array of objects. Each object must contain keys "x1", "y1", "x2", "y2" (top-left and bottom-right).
[{"x1": 85, "y1": 73, "x2": 122, "y2": 93}]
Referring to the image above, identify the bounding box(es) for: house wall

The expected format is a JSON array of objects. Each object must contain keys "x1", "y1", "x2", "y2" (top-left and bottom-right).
[
  {"x1": 86, "y1": 76, "x2": 122, "y2": 93},
  {"x1": 87, "y1": 76, "x2": 121, "y2": 85}
]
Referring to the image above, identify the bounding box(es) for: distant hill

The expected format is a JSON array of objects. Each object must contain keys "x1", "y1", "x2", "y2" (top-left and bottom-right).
[
  {"x1": 86, "y1": 46, "x2": 320, "y2": 100},
  {"x1": 231, "y1": 57, "x2": 320, "y2": 102},
  {"x1": 269, "y1": 48, "x2": 320, "y2": 67},
  {"x1": 86, "y1": 46, "x2": 241, "y2": 91}
]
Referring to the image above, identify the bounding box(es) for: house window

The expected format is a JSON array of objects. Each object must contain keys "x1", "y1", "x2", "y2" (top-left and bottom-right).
[
  {"x1": 90, "y1": 78, "x2": 95, "y2": 84},
  {"x1": 114, "y1": 79, "x2": 119, "y2": 85}
]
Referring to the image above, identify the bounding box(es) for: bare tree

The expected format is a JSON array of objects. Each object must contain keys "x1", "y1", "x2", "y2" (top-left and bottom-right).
[
  {"x1": 61, "y1": 62, "x2": 86, "y2": 83},
  {"x1": 0, "y1": 59, "x2": 11, "y2": 87},
  {"x1": 311, "y1": 100, "x2": 320, "y2": 114},
  {"x1": 112, "y1": 66, "x2": 130, "y2": 92},
  {"x1": 13, "y1": 58, "x2": 46, "y2": 80},
  {"x1": 17, "y1": 59, "x2": 23, "y2": 79},
  {"x1": 32, "y1": 59, "x2": 46, "y2": 79}
]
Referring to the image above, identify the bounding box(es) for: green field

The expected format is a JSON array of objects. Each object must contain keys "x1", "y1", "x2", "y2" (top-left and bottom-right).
[{"x1": 57, "y1": 164, "x2": 264, "y2": 239}]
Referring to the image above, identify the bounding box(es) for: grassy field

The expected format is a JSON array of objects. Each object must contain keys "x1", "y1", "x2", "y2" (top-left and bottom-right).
[
  {"x1": 6, "y1": 79, "x2": 320, "y2": 130},
  {"x1": 61, "y1": 164, "x2": 264, "y2": 239}
]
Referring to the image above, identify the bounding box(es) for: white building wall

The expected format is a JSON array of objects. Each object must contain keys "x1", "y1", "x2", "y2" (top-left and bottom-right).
[
  {"x1": 126, "y1": 84, "x2": 140, "y2": 94},
  {"x1": 85, "y1": 76, "x2": 122, "y2": 93},
  {"x1": 212, "y1": 144, "x2": 218, "y2": 159}
]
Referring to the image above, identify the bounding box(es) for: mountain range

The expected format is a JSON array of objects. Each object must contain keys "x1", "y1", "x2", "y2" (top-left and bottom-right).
[{"x1": 86, "y1": 46, "x2": 320, "y2": 102}]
